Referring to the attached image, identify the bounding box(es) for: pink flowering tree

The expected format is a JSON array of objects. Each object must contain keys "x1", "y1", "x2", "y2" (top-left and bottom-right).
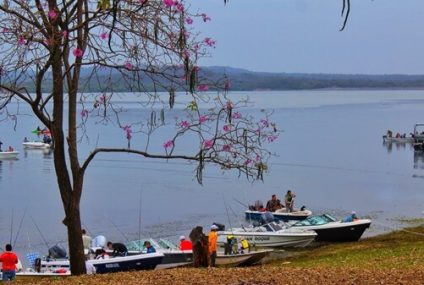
[{"x1": 0, "y1": 0, "x2": 279, "y2": 275}]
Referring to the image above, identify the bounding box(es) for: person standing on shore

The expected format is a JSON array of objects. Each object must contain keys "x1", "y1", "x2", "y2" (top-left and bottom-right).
[
  {"x1": 208, "y1": 225, "x2": 218, "y2": 267},
  {"x1": 82, "y1": 229, "x2": 92, "y2": 255},
  {"x1": 285, "y1": 190, "x2": 296, "y2": 212},
  {"x1": 0, "y1": 244, "x2": 19, "y2": 281}
]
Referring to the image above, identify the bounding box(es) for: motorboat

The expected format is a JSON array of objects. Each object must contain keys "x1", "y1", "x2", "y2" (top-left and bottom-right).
[
  {"x1": 125, "y1": 238, "x2": 271, "y2": 268},
  {"x1": 245, "y1": 208, "x2": 312, "y2": 222},
  {"x1": 23, "y1": 141, "x2": 51, "y2": 149},
  {"x1": 218, "y1": 222, "x2": 316, "y2": 248},
  {"x1": 0, "y1": 151, "x2": 19, "y2": 159},
  {"x1": 289, "y1": 214, "x2": 371, "y2": 242},
  {"x1": 37, "y1": 252, "x2": 164, "y2": 273},
  {"x1": 382, "y1": 135, "x2": 414, "y2": 143}
]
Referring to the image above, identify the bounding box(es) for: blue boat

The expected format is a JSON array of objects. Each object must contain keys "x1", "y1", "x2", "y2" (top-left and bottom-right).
[{"x1": 245, "y1": 209, "x2": 312, "y2": 222}]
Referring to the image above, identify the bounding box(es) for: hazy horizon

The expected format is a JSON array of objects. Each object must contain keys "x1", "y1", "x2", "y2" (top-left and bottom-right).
[{"x1": 189, "y1": 0, "x2": 424, "y2": 75}]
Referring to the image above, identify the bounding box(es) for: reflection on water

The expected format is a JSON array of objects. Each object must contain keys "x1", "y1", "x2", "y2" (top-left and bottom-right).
[
  {"x1": 382, "y1": 141, "x2": 414, "y2": 153},
  {"x1": 414, "y1": 151, "x2": 424, "y2": 169}
]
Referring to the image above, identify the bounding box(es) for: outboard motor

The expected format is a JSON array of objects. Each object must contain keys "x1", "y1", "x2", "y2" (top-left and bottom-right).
[
  {"x1": 300, "y1": 205, "x2": 306, "y2": 211},
  {"x1": 48, "y1": 245, "x2": 67, "y2": 259},
  {"x1": 91, "y1": 235, "x2": 107, "y2": 248},
  {"x1": 212, "y1": 223, "x2": 225, "y2": 231},
  {"x1": 34, "y1": 258, "x2": 42, "y2": 273},
  {"x1": 260, "y1": 212, "x2": 275, "y2": 225}
]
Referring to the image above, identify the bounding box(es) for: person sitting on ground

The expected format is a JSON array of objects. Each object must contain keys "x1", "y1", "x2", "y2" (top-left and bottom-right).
[
  {"x1": 107, "y1": 241, "x2": 128, "y2": 257},
  {"x1": 143, "y1": 241, "x2": 156, "y2": 253},
  {"x1": 0, "y1": 244, "x2": 18, "y2": 281},
  {"x1": 266, "y1": 194, "x2": 283, "y2": 212},
  {"x1": 285, "y1": 190, "x2": 296, "y2": 213},
  {"x1": 342, "y1": 211, "x2": 359, "y2": 223},
  {"x1": 179, "y1": 236, "x2": 193, "y2": 251}
]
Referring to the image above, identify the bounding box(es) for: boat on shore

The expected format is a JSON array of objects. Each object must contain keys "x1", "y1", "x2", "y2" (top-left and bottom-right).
[
  {"x1": 23, "y1": 141, "x2": 51, "y2": 149},
  {"x1": 38, "y1": 252, "x2": 164, "y2": 274},
  {"x1": 0, "y1": 151, "x2": 19, "y2": 159},
  {"x1": 218, "y1": 222, "x2": 316, "y2": 248},
  {"x1": 125, "y1": 238, "x2": 271, "y2": 268},
  {"x1": 245, "y1": 208, "x2": 312, "y2": 222},
  {"x1": 289, "y1": 214, "x2": 372, "y2": 242}
]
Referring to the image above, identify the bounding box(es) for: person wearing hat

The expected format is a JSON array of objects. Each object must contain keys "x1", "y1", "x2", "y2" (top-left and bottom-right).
[
  {"x1": 179, "y1": 236, "x2": 193, "y2": 251},
  {"x1": 208, "y1": 225, "x2": 219, "y2": 267}
]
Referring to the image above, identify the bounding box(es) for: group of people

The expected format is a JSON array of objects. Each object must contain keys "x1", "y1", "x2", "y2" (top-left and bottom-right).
[
  {"x1": 265, "y1": 190, "x2": 296, "y2": 213},
  {"x1": 0, "y1": 141, "x2": 14, "y2": 152},
  {"x1": 188, "y1": 224, "x2": 220, "y2": 268}
]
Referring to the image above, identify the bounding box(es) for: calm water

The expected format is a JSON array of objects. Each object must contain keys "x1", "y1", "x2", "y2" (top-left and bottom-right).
[{"x1": 1, "y1": 89, "x2": 424, "y2": 261}]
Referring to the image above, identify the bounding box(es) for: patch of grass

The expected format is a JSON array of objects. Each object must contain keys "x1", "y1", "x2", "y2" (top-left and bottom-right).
[
  {"x1": 392, "y1": 217, "x2": 424, "y2": 224},
  {"x1": 275, "y1": 225, "x2": 424, "y2": 269}
]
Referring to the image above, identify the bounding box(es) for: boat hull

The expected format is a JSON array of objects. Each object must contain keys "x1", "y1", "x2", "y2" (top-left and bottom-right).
[
  {"x1": 218, "y1": 231, "x2": 316, "y2": 248},
  {"x1": 383, "y1": 136, "x2": 414, "y2": 143},
  {"x1": 23, "y1": 142, "x2": 51, "y2": 149},
  {"x1": 245, "y1": 210, "x2": 311, "y2": 222},
  {"x1": 0, "y1": 151, "x2": 19, "y2": 159}
]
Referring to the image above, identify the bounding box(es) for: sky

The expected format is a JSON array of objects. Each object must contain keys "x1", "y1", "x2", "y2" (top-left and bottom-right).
[{"x1": 189, "y1": 0, "x2": 424, "y2": 74}]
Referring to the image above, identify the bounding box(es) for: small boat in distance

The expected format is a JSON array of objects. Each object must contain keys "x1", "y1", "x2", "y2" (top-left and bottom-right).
[
  {"x1": 23, "y1": 141, "x2": 51, "y2": 149},
  {"x1": 0, "y1": 151, "x2": 19, "y2": 160}
]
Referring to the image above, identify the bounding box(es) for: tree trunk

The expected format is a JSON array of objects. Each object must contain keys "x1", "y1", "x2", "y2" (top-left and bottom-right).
[{"x1": 65, "y1": 197, "x2": 86, "y2": 275}]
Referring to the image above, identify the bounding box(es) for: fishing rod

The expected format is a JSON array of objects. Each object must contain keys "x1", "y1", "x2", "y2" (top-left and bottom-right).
[
  {"x1": 138, "y1": 190, "x2": 143, "y2": 250},
  {"x1": 233, "y1": 197, "x2": 249, "y2": 208},
  {"x1": 9, "y1": 208, "x2": 14, "y2": 245},
  {"x1": 222, "y1": 194, "x2": 233, "y2": 233},
  {"x1": 30, "y1": 216, "x2": 50, "y2": 250},
  {"x1": 13, "y1": 208, "x2": 27, "y2": 248},
  {"x1": 107, "y1": 216, "x2": 130, "y2": 242}
]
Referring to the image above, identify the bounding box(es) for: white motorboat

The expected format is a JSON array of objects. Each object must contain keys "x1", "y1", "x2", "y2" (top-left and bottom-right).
[
  {"x1": 23, "y1": 141, "x2": 51, "y2": 149},
  {"x1": 289, "y1": 214, "x2": 372, "y2": 242},
  {"x1": 382, "y1": 135, "x2": 414, "y2": 143},
  {"x1": 0, "y1": 151, "x2": 19, "y2": 159},
  {"x1": 218, "y1": 222, "x2": 316, "y2": 248},
  {"x1": 245, "y1": 208, "x2": 312, "y2": 222}
]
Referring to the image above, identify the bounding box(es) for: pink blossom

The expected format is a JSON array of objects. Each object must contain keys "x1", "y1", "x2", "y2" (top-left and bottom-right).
[
  {"x1": 232, "y1": 112, "x2": 241, "y2": 119},
  {"x1": 204, "y1": 37, "x2": 216, "y2": 47},
  {"x1": 180, "y1": 120, "x2": 190, "y2": 129},
  {"x1": 99, "y1": 94, "x2": 106, "y2": 103},
  {"x1": 124, "y1": 61, "x2": 133, "y2": 70},
  {"x1": 176, "y1": 3, "x2": 184, "y2": 12},
  {"x1": 80, "y1": 109, "x2": 89, "y2": 118},
  {"x1": 73, "y1": 48, "x2": 83, "y2": 57},
  {"x1": 163, "y1": 0, "x2": 176, "y2": 7},
  {"x1": 244, "y1": 159, "x2": 253, "y2": 166},
  {"x1": 255, "y1": 154, "x2": 261, "y2": 161},
  {"x1": 197, "y1": 84, "x2": 209, "y2": 92},
  {"x1": 203, "y1": 139, "x2": 214, "y2": 149},
  {"x1": 222, "y1": 144, "x2": 231, "y2": 152},
  {"x1": 226, "y1": 100, "x2": 233, "y2": 109},
  {"x1": 48, "y1": 9, "x2": 58, "y2": 20},
  {"x1": 163, "y1": 139, "x2": 174, "y2": 149},
  {"x1": 61, "y1": 30, "x2": 69, "y2": 39},
  {"x1": 267, "y1": 135, "x2": 278, "y2": 143},
  {"x1": 223, "y1": 124, "x2": 231, "y2": 132},
  {"x1": 199, "y1": 115, "x2": 208, "y2": 124},
  {"x1": 123, "y1": 125, "x2": 133, "y2": 140},
  {"x1": 18, "y1": 37, "x2": 26, "y2": 46},
  {"x1": 2, "y1": 28, "x2": 9, "y2": 33},
  {"x1": 185, "y1": 17, "x2": 193, "y2": 25},
  {"x1": 260, "y1": 119, "x2": 269, "y2": 128},
  {"x1": 193, "y1": 66, "x2": 200, "y2": 72},
  {"x1": 201, "y1": 13, "x2": 211, "y2": 22},
  {"x1": 182, "y1": 50, "x2": 190, "y2": 59},
  {"x1": 139, "y1": 0, "x2": 147, "y2": 4},
  {"x1": 100, "y1": 32, "x2": 108, "y2": 40}
]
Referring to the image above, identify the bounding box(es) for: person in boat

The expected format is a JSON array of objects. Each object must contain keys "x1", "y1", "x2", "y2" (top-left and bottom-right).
[
  {"x1": 238, "y1": 238, "x2": 250, "y2": 254},
  {"x1": 386, "y1": 130, "x2": 393, "y2": 138},
  {"x1": 208, "y1": 225, "x2": 219, "y2": 267},
  {"x1": 285, "y1": 190, "x2": 296, "y2": 212},
  {"x1": 179, "y1": 236, "x2": 193, "y2": 251},
  {"x1": 23, "y1": 137, "x2": 29, "y2": 142},
  {"x1": 0, "y1": 141, "x2": 3, "y2": 152},
  {"x1": 82, "y1": 229, "x2": 92, "y2": 255},
  {"x1": 94, "y1": 248, "x2": 110, "y2": 259},
  {"x1": 7, "y1": 146, "x2": 13, "y2": 152},
  {"x1": 143, "y1": 241, "x2": 156, "y2": 253},
  {"x1": 342, "y1": 211, "x2": 359, "y2": 223},
  {"x1": 107, "y1": 241, "x2": 128, "y2": 257},
  {"x1": 266, "y1": 194, "x2": 283, "y2": 212},
  {"x1": 0, "y1": 244, "x2": 19, "y2": 281},
  {"x1": 395, "y1": 132, "x2": 401, "y2": 138}
]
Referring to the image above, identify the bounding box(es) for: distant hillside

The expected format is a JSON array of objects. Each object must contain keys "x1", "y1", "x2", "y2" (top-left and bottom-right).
[{"x1": 16, "y1": 66, "x2": 424, "y2": 92}]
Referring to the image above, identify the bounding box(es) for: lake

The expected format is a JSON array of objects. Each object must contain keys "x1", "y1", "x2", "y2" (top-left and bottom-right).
[{"x1": 0, "y1": 89, "x2": 423, "y2": 261}]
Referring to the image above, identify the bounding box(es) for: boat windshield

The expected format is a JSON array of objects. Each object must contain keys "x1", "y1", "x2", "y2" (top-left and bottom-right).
[
  {"x1": 293, "y1": 215, "x2": 334, "y2": 226},
  {"x1": 263, "y1": 222, "x2": 283, "y2": 232}
]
